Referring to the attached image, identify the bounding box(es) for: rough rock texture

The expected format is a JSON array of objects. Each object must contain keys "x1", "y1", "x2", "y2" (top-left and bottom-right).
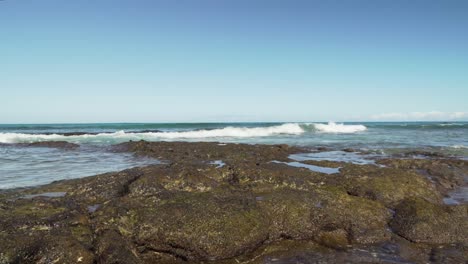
[
  {"x1": 340, "y1": 164, "x2": 442, "y2": 207},
  {"x1": 1, "y1": 141, "x2": 467, "y2": 263},
  {"x1": 378, "y1": 158, "x2": 468, "y2": 198},
  {"x1": 390, "y1": 198, "x2": 468, "y2": 244}
]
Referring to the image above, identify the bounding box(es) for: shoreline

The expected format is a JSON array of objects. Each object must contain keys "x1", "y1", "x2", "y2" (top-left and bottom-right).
[{"x1": 0, "y1": 141, "x2": 467, "y2": 263}]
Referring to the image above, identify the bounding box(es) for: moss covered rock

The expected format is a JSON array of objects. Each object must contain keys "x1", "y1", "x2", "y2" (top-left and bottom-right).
[
  {"x1": 390, "y1": 198, "x2": 468, "y2": 244},
  {"x1": 257, "y1": 187, "x2": 391, "y2": 245},
  {"x1": 134, "y1": 191, "x2": 270, "y2": 261},
  {"x1": 341, "y1": 165, "x2": 442, "y2": 207},
  {"x1": 1, "y1": 142, "x2": 466, "y2": 263}
]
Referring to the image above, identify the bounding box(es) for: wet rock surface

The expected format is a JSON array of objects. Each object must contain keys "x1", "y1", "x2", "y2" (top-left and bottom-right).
[
  {"x1": 390, "y1": 198, "x2": 468, "y2": 244},
  {"x1": 0, "y1": 141, "x2": 467, "y2": 263},
  {"x1": 378, "y1": 158, "x2": 468, "y2": 203}
]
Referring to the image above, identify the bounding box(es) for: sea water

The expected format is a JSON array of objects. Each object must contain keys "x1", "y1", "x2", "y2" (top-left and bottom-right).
[{"x1": 0, "y1": 122, "x2": 467, "y2": 189}]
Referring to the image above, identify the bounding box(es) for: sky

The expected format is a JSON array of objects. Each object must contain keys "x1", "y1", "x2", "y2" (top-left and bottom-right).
[{"x1": 1, "y1": 0, "x2": 467, "y2": 123}]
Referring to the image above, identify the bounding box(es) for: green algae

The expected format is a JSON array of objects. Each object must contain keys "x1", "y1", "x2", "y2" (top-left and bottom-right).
[
  {"x1": 1, "y1": 141, "x2": 467, "y2": 263},
  {"x1": 391, "y1": 198, "x2": 468, "y2": 244},
  {"x1": 12, "y1": 203, "x2": 65, "y2": 218}
]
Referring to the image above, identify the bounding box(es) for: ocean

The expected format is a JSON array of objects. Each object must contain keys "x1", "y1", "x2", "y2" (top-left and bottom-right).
[{"x1": 1, "y1": 122, "x2": 467, "y2": 189}]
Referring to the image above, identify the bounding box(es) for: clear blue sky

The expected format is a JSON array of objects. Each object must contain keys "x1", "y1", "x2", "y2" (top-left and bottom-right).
[{"x1": 1, "y1": 0, "x2": 467, "y2": 123}]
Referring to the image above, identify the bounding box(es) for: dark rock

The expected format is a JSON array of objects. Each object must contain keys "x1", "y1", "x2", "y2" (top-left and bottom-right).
[
  {"x1": 224, "y1": 240, "x2": 423, "y2": 264},
  {"x1": 0, "y1": 141, "x2": 467, "y2": 263},
  {"x1": 341, "y1": 164, "x2": 442, "y2": 207},
  {"x1": 378, "y1": 158, "x2": 468, "y2": 197},
  {"x1": 30, "y1": 236, "x2": 95, "y2": 264},
  {"x1": 256, "y1": 188, "x2": 391, "y2": 245},
  {"x1": 134, "y1": 191, "x2": 270, "y2": 261},
  {"x1": 96, "y1": 230, "x2": 140, "y2": 264},
  {"x1": 429, "y1": 244, "x2": 468, "y2": 263},
  {"x1": 343, "y1": 148, "x2": 356, "y2": 153},
  {"x1": 390, "y1": 198, "x2": 468, "y2": 244}
]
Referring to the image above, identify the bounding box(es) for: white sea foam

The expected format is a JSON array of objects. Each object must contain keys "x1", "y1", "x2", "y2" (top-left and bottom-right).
[
  {"x1": 0, "y1": 124, "x2": 305, "y2": 143},
  {"x1": 0, "y1": 133, "x2": 65, "y2": 143},
  {"x1": 0, "y1": 123, "x2": 369, "y2": 144},
  {"x1": 0, "y1": 130, "x2": 131, "y2": 144},
  {"x1": 451, "y1": 145, "x2": 468, "y2": 149},
  {"x1": 439, "y1": 123, "x2": 463, "y2": 127},
  {"x1": 145, "y1": 123, "x2": 305, "y2": 139},
  {"x1": 311, "y1": 122, "x2": 367, "y2": 133}
]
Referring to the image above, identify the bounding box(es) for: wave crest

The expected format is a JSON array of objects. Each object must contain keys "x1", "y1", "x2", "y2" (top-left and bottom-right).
[
  {"x1": 145, "y1": 123, "x2": 304, "y2": 139},
  {"x1": 0, "y1": 124, "x2": 305, "y2": 143},
  {"x1": 0, "y1": 122, "x2": 369, "y2": 144},
  {"x1": 310, "y1": 122, "x2": 367, "y2": 133}
]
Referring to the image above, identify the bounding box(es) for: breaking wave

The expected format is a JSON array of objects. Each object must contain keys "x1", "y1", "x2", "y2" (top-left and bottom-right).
[
  {"x1": 0, "y1": 122, "x2": 368, "y2": 144},
  {"x1": 144, "y1": 123, "x2": 305, "y2": 138},
  {"x1": 310, "y1": 122, "x2": 367, "y2": 133}
]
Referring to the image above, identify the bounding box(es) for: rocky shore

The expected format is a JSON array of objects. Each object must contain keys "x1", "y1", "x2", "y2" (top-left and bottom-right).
[{"x1": 0, "y1": 141, "x2": 467, "y2": 263}]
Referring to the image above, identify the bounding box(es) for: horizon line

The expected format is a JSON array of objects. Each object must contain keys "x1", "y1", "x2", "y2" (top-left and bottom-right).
[{"x1": 1, "y1": 120, "x2": 467, "y2": 125}]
